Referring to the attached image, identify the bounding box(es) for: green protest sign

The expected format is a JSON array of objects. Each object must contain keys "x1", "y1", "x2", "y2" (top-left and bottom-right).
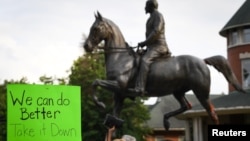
[{"x1": 7, "y1": 84, "x2": 81, "y2": 141}]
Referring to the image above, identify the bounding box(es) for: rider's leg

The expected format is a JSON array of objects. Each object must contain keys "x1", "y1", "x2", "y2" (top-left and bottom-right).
[{"x1": 134, "y1": 50, "x2": 159, "y2": 94}]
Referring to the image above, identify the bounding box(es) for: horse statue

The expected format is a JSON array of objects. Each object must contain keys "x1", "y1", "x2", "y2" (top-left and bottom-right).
[{"x1": 83, "y1": 11, "x2": 245, "y2": 130}]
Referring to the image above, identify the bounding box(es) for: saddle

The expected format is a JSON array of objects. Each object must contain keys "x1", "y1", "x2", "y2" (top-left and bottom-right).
[{"x1": 134, "y1": 48, "x2": 173, "y2": 67}]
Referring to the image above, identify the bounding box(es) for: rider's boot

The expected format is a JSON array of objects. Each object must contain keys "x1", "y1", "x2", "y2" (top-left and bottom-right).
[{"x1": 131, "y1": 68, "x2": 148, "y2": 96}]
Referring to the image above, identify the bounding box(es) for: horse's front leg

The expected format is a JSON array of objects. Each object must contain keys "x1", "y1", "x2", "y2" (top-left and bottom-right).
[
  {"x1": 113, "y1": 93, "x2": 125, "y2": 117},
  {"x1": 92, "y1": 79, "x2": 121, "y2": 108}
]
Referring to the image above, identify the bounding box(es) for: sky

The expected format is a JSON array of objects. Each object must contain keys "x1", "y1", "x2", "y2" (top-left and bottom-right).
[{"x1": 0, "y1": 0, "x2": 246, "y2": 97}]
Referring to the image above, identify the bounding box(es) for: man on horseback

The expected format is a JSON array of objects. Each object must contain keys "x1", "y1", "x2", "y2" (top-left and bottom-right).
[
  {"x1": 84, "y1": 8, "x2": 246, "y2": 131},
  {"x1": 132, "y1": 0, "x2": 171, "y2": 95}
]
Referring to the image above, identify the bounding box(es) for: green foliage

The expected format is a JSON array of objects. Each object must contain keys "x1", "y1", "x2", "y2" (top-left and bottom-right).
[
  {"x1": 118, "y1": 98, "x2": 152, "y2": 140},
  {"x1": 68, "y1": 52, "x2": 152, "y2": 141},
  {"x1": 0, "y1": 84, "x2": 7, "y2": 141},
  {"x1": 39, "y1": 75, "x2": 68, "y2": 85}
]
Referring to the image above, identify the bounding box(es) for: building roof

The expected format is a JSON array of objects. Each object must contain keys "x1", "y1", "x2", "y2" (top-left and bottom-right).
[
  {"x1": 220, "y1": 0, "x2": 250, "y2": 37},
  {"x1": 146, "y1": 94, "x2": 222, "y2": 130},
  {"x1": 178, "y1": 91, "x2": 250, "y2": 118}
]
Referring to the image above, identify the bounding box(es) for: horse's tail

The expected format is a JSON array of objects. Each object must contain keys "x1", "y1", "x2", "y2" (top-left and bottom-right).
[{"x1": 204, "y1": 55, "x2": 246, "y2": 93}]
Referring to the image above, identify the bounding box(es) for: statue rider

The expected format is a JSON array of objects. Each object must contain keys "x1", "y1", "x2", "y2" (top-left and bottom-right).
[{"x1": 132, "y1": 0, "x2": 171, "y2": 95}]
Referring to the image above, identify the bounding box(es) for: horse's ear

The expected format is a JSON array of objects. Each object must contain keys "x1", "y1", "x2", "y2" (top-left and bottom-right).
[
  {"x1": 96, "y1": 11, "x2": 103, "y2": 21},
  {"x1": 94, "y1": 12, "x2": 98, "y2": 19}
]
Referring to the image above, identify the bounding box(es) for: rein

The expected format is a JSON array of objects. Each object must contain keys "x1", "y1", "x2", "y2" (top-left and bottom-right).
[{"x1": 96, "y1": 46, "x2": 138, "y2": 54}]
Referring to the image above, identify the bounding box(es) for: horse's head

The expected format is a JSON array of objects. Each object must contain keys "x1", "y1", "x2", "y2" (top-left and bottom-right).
[{"x1": 84, "y1": 11, "x2": 111, "y2": 52}]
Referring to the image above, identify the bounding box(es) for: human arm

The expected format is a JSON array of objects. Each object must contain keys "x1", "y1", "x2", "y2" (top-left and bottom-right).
[{"x1": 105, "y1": 126, "x2": 116, "y2": 141}]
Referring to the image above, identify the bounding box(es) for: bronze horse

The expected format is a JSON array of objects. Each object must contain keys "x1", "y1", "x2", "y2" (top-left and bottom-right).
[{"x1": 83, "y1": 12, "x2": 245, "y2": 130}]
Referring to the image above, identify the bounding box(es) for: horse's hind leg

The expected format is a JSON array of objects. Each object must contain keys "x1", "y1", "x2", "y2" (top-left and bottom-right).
[
  {"x1": 193, "y1": 88, "x2": 219, "y2": 125},
  {"x1": 196, "y1": 95, "x2": 219, "y2": 125},
  {"x1": 163, "y1": 92, "x2": 192, "y2": 130}
]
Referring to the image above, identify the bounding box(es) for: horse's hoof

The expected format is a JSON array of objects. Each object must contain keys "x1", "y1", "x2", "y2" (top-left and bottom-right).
[{"x1": 164, "y1": 119, "x2": 170, "y2": 131}]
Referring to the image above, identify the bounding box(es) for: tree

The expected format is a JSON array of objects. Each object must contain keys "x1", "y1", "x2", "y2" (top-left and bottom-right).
[
  {"x1": 39, "y1": 75, "x2": 68, "y2": 85},
  {"x1": 68, "y1": 52, "x2": 152, "y2": 141},
  {"x1": 0, "y1": 82, "x2": 7, "y2": 141}
]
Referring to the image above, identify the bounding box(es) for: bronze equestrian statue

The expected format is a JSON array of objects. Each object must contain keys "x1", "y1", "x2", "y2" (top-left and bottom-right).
[{"x1": 83, "y1": 4, "x2": 245, "y2": 131}]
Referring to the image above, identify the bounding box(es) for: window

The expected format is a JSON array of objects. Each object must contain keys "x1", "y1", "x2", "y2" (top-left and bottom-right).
[
  {"x1": 242, "y1": 59, "x2": 250, "y2": 89},
  {"x1": 229, "y1": 31, "x2": 238, "y2": 45},
  {"x1": 243, "y1": 28, "x2": 250, "y2": 43},
  {"x1": 228, "y1": 28, "x2": 250, "y2": 47}
]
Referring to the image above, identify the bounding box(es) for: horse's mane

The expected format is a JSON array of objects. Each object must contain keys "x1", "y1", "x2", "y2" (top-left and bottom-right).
[
  {"x1": 103, "y1": 17, "x2": 126, "y2": 45},
  {"x1": 100, "y1": 17, "x2": 138, "y2": 59}
]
